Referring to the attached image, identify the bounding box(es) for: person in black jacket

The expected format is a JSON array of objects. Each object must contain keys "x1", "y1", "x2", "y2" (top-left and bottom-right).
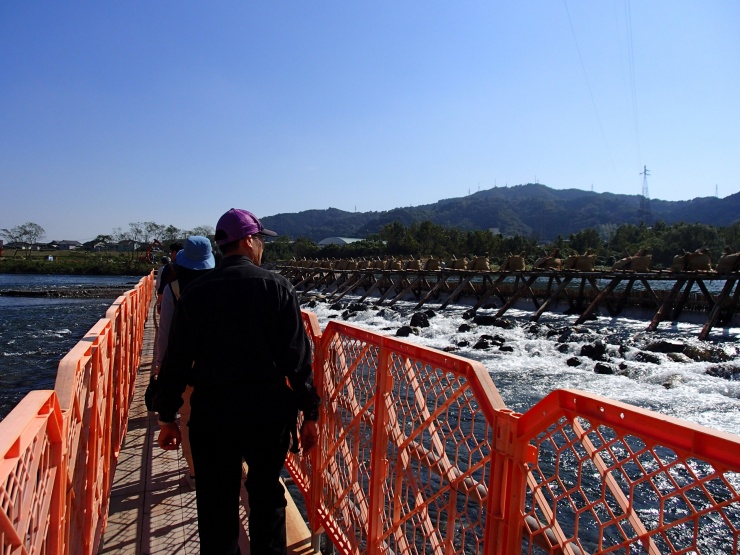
[{"x1": 156, "y1": 208, "x2": 320, "y2": 555}]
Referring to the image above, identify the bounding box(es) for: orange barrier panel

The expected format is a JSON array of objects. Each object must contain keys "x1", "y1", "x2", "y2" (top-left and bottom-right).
[
  {"x1": 290, "y1": 318, "x2": 513, "y2": 554},
  {"x1": 0, "y1": 391, "x2": 64, "y2": 555},
  {"x1": 0, "y1": 273, "x2": 153, "y2": 555},
  {"x1": 516, "y1": 389, "x2": 740, "y2": 554},
  {"x1": 55, "y1": 317, "x2": 115, "y2": 555},
  {"x1": 286, "y1": 316, "x2": 740, "y2": 555},
  {"x1": 284, "y1": 312, "x2": 324, "y2": 499}
]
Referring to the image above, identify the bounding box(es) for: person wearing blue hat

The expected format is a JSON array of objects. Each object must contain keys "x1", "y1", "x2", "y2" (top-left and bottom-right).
[
  {"x1": 152, "y1": 236, "x2": 216, "y2": 490},
  {"x1": 156, "y1": 209, "x2": 319, "y2": 555}
]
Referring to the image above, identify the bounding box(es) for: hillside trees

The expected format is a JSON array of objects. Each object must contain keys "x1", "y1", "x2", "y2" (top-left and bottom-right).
[
  {"x1": 568, "y1": 228, "x2": 602, "y2": 254},
  {"x1": 267, "y1": 219, "x2": 739, "y2": 270}
]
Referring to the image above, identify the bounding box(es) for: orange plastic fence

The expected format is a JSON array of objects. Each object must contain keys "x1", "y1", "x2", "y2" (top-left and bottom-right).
[
  {"x1": 0, "y1": 273, "x2": 153, "y2": 555},
  {"x1": 287, "y1": 317, "x2": 740, "y2": 555}
]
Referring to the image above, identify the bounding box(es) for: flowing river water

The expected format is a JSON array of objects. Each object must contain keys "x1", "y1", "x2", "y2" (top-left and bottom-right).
[
  {"x1": 302, "y1": 292, "x2": 740, "y2": 437},
  {"x1": 2, "y1": 273, "x2": 738, "y2": 434},
  {"x1": 0, "y1": 274, "x2": 141, "y2": 419}
]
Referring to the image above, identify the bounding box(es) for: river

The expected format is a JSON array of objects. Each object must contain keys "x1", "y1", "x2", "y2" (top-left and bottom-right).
[
  {"x1": 0, "y1": 274, "x2": 141, "y2": 419},
  {"x1": 303, "y1": 292, "x2": 740, "y2": 437},
  {"x1": 2, "y1": 274, "x2": 738, "y2": 437}
]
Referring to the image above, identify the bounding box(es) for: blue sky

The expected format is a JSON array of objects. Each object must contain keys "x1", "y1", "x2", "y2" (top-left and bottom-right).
[{"x1": 1, "y1": 1, "x2": 738, "y2": 241}]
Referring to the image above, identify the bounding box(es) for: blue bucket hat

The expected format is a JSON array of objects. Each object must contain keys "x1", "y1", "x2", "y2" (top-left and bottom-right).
[{"x1": 176, "y1": 236, "x2": 215, "y2": 270}]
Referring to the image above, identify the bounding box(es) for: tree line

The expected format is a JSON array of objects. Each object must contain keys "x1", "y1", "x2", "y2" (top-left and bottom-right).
[
  {"x1": 4, "y1": 219, "x2": 739, "y2": 271},
  {"x1": 1, "y1": 221, "x2": 214, "y2": 259},
  {"x1": 263, "y1": 220, "x2": 740, "y2": 270}
]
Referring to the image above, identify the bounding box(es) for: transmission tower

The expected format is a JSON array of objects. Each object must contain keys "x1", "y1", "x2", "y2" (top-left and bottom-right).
[{"x1": 638, "y1": 165, "x2": 652, "y2": 223}]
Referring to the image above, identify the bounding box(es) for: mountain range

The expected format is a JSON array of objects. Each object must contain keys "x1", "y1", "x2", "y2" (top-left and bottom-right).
[{"x1": 260, "y1": 183, "x2": 740, "y2": 242}]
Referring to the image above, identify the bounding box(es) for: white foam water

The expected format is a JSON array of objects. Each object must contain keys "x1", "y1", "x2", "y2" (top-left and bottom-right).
[{"x1": 303, "y1": 295, "x2": 740, "y2": 437}]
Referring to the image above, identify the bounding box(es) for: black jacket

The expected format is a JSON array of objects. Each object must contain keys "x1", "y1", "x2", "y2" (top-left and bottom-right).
[{"x1": 156, "y1": 255, "x2": 320, "y2": 422}]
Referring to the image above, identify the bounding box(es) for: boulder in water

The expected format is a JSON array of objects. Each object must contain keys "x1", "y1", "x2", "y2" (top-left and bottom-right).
[
  {"x1": 580, "y1": 340, "x2": 607, "y2": 361},
  {"x1": 645, "y1": 340, "x2": 685, "y2": 354},
  {"x1": 662, "y1": 374, "x2": 684, "y2": 389},
  {"x1": 666, "y1": 353, "x2": 691, "y2": 363},
  {"x1": 633, "y1": 351, "x2": 662, "y2": 365},
  {"x1": 705, "y1": 364, "x2": 740, "y2": 380},
  {"x1": 683, "y1": 345, "x2": 733, "y2": 363},
  {"x1": 594, "y1": 362, "x2": 615, "y2": 375},
  {"x1": 396, "y1": 326, "x2": 418, "y2": 337},
  {"x1": 410, "y1": 312, "x2": 430, "y2": 328}
]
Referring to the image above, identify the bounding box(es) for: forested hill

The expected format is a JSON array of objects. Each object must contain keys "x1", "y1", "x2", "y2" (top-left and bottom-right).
[{"x1": 260, "y1": 183, "x2": 740, "y2": 242}]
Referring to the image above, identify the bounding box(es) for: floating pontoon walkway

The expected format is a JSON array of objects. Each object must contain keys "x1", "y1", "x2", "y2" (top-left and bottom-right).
[{"x1": 99, "y1": 304, "x2": 316, "y2": 555}]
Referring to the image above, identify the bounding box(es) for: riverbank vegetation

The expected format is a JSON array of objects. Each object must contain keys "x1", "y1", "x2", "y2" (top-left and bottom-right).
[
  {"x1": 266, "y1": 221, "x2": 740, "y2": 270},
  {"x1": 2, "y1": 221, "x2": 738, "y2": 274},
  {"x1": 0, "y1": 250, "x2": 154, "y2": 275}
]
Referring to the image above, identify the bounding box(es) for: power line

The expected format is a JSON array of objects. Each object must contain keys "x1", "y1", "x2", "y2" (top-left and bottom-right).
[
  {"x1": 624, "y1": 0, "x2": 642, "y2": 166},
  {"x1": 563, "y1": 0, "x2": 622, "y2": 189}
]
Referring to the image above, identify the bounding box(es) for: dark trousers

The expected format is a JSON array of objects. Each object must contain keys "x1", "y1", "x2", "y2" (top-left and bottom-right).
[{"x1": 189, "y1": 399, "x2": 293, "y2": 555}]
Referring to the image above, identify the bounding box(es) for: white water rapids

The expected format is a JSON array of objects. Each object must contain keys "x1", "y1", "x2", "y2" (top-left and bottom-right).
[{"x1": 302, "y1": 294, "x2": 740, "y2": 438}]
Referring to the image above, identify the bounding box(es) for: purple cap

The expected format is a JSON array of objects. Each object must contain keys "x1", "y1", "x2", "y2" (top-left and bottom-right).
[{"x1": 214, "y1": 208, "x2": 277, "y2": 245}]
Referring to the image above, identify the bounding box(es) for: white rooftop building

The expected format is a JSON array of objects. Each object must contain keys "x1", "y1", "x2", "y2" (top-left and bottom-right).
[{"x1": 317, "y1": 237, "x2": 364, "y2": 246}]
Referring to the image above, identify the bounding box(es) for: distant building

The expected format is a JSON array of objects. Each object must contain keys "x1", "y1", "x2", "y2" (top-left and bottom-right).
[
  {"x1": 318, "y1": 237, "x2": 364, "y2": 246},
  {"x1": 57, "y1": 240, "x2": 83, "y2": 250}
]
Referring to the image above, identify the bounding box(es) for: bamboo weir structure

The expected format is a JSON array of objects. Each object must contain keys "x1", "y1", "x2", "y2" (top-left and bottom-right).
[{"x1": 277, "y1": 260, "x2": 740, "y2": 340}]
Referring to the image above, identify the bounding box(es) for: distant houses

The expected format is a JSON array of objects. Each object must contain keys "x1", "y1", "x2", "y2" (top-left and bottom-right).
[
  {"x1": 57, "y1": 240, "x2": 84, "y2": 250},
  {"x1": 2, "y1": 240, "x2": 142, "y2": 252}
]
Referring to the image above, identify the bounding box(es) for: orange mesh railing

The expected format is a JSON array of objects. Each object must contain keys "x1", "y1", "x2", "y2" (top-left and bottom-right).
[
  {"x1": 0, "y1": 273, "x2": 153, "y2": 555},
  {"x1": 517, "y1": 389, "x2": 740, "y2": 554},
  {"x1": 287, "y1": 317, "x2": 740, "y2": 555},
  {"x1": 285, "y1": 311, "x2": 324, "y2": 498},
  {"x1": 0, "y1": 391, "x2": 64, "y2": 555}
]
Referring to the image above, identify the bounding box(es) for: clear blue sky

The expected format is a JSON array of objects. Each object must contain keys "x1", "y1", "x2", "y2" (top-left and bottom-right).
[{"x1": 1, "y1": 1, "x2": 738, "y2": 241}]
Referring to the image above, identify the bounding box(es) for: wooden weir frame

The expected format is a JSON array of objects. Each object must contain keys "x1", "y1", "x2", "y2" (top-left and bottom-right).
[{"x1": 280, "y1": 264, "x2": 740, "y2": 339}]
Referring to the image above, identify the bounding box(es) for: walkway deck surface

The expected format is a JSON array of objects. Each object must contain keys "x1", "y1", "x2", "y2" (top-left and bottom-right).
[{"x1": 99, "y1": 304, "x2": 316, "y2": 555}]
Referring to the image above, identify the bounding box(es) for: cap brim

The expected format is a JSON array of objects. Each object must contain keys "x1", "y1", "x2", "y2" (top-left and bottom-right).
[{"x1": 259, "y1": 228, "x2": 278, "y2": 237}]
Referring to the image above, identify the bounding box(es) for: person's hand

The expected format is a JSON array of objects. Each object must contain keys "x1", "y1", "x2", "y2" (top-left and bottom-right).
[
  {"x1": 300, "y1": 420, "x2": 318, "y2": 453},
  {"x1": 157, "y1": 421, "x2": 182, "y2": 450}
]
